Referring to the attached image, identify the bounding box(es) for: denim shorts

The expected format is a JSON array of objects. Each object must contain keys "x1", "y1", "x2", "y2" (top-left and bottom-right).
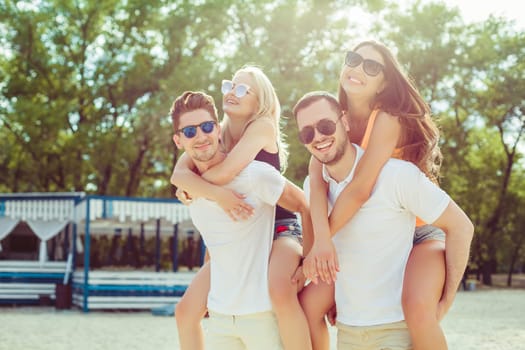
[
  {"x1": 413, "y1": 225, "x2": 445, "y2": 245},
  {"x1": 273, "y1": 218, "x2": 303, "y2": 245}
]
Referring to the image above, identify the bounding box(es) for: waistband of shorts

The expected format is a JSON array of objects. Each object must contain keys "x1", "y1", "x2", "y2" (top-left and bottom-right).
[
  {"x1": 274, "y1": 218, "x2": 300, "y2": 228},
  {"x1": 208, "y1": 310, "x2": 275, "y2": 319},
  {"x1": 336, "y1": 320, "x2": 408, "y2": 331}
]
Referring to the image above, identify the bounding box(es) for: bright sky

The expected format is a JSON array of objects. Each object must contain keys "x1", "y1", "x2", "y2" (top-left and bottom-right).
[{"x1": 434, "y1": 0, "x2": 522, "y2": 27}]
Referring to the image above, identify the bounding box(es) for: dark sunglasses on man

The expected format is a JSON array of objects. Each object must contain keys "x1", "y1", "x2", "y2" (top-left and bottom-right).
[
  {"x1": 177, "y1": 121, "x2": 217, "y2": 139},
  {"x1": 298, "y1": 115, "x2": 343, "y2": 144},
  {"x1": 221, "y1": 80, "x2": 251, "y2": 98},
  {"x1": 345, "y1": 51, "x2": 384, "y2": 77}
]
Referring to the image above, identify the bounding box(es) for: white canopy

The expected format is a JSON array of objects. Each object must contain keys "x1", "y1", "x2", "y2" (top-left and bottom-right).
[
  {"x1": 26, "y1": 219, "x2": 69, "y2": 265},
  {"x1": 0, "y1": 218, "x2": 20, "y2": 252}
]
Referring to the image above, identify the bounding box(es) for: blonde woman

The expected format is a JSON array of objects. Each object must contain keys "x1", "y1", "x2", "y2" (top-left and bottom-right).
[{"x1": 171, "y1": 66, "x2": 313, "y2": 350}]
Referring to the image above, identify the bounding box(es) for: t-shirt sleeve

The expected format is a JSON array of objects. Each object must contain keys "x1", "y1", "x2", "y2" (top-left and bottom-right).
[
  {"x1": 395, "y1": 162, "x2": 450, "y2": 224},
  {"x1": 251, "y1": 161, "x2": 286, "y2": 206}
]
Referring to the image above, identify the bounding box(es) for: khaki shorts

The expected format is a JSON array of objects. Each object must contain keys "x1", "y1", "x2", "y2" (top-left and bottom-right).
[
  {"x1": 206, "y1": 310, "x2": 283, "y2": 350},
  {"x1": 336, "y1": 320, "x2": 412, "y2": 350}
]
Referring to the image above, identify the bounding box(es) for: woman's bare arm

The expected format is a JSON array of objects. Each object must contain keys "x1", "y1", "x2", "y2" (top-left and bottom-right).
[
  {"x1": 328, "y1": 111, "x2": 401, "y2": 233},
  {"x1": 305, "y1": 111, "x2": 402, "y2": 283},
  {"x1": 201, "y1": 118, "x2": 275, "y2": 185}
]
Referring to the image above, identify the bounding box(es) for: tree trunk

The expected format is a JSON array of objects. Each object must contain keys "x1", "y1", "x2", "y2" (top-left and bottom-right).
[
  {"x1": 481, "y1": 260, "x2": 492, "y2": 285},
  {"x1": 125, "y1": 138, "x2": 148, "y2": 197},
  {"x1": 507, "y1": 235, "x2": 524, "y2": 286}
]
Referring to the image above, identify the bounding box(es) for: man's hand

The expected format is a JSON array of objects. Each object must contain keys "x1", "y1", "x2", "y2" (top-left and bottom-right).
[
  {"x1": 326, "y1": 304, "x2": 337, "y2": 326},
  {"x1": 291, "y1": 264, "x2": 307, "y2": 293},
  {"x1": 176, "y1": 187, "x2": 193, "y2": 205},
  {"x1": 436, "y1": 295, "x2": 453, "y2": 321},
  {"x1": 303, "y1": 237, "x2": 339, "y2": 284}
]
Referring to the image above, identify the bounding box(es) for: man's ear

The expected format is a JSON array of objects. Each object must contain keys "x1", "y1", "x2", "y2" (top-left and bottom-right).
[
  {"x1": 341, "y1": 111, "x2": 350, "y2": 132},
  {"x1": 173, "y1": 134, "x2": 183, "y2": 149},
  {"x1": 216, "y1": 123, "x2": 221, "y2": 137}
]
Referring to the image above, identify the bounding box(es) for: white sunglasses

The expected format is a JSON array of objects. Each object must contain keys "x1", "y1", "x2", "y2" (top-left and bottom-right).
[{"x1": 221, "y1": 80, "x2": 251, "y2": 98}]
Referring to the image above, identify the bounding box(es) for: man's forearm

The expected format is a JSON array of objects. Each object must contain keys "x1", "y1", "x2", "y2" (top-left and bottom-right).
[
  {"x1": 277, "y1": 180, "x2": 313, "y2": 254},
  {"x1": 442, "y1": 225, "x2": 473, "y2": 303},
  {"x1": 300, "y1": 209, "x2": 314, "y2": 256},
  {"x1": 434, "y1": 201, "x2": 474, "y2": 307}
]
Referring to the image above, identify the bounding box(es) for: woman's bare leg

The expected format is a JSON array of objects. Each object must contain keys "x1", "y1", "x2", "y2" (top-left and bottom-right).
[
  {"x1": 269, "y1": 237, "x2": 312, "y2": 350},
  {"x1": 402, "y1": 240, "x2": 447, "y2": 350},
  {"x1": 175, "y1": 262, "x2": 210, "y2": 350},
  {"x1": 299, "y1": 281, "x2": 335, "y2": 350}
]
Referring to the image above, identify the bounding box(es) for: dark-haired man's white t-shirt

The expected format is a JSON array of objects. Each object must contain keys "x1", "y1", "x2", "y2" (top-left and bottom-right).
[
  {"x1": 304, "y1": 144, "x2": 450, "y2": 327},
  {"x1": 189, "y1": 160, "x2": 285, "y2": 315}
]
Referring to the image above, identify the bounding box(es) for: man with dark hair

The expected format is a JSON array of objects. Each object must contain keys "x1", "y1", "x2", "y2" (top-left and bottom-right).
[
  {"x1": 294, "y1": 91, "x2": 473, "y2": 349},
  {"x1": 171, "y1": 91, "x2": 311, "y2": 350}
]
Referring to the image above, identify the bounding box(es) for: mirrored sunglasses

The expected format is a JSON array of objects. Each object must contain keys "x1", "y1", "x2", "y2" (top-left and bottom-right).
[
  {"x1": 345, "y1": 51, "x2": 384, "y2": 77},
  {"x1": 177, "y1": 121, "x2": 216, "y2": 139},
  {"x1": 299, "y1": 117, "x2": 342, "y2": 144},
  {"x1": 221, "y1": 80, "x2": 251, "y2": 98}
]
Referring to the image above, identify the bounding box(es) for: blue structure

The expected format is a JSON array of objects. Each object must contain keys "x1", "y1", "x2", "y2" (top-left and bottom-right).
[{"x1": 0, "y1": 192, "x2": 197, "y2": 312}]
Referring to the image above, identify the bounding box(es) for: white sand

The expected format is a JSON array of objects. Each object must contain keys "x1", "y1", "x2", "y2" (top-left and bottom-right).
[{"x1": 1, "y1": 289, "x2": 524, "y2": 350}]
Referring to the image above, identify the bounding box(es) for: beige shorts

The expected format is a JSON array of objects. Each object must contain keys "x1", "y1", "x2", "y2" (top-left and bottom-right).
[
  {"x1": 336, "y1": 320, "x2": 412, "y2": 350},
  {"x1": 206, "y1": 310, "x2": 283, "y2": 350}
]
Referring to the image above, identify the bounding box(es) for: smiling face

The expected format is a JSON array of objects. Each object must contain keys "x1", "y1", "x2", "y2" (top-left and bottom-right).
[
  {"x1": 296, "y1": 98, "x2": 350, "y2": 165},
  {"x1": 173, "y1": 108, "x2": 221, "y2": 163},
  {"x1": 222, "y1": 71, "x2": 259, "y2": 120},
  {"x1": 339, "y1": 45, "x2": 387, "y2": 101}
]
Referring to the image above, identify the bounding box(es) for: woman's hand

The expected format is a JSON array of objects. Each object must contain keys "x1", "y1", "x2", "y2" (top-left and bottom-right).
[{"x1": 215, "y1": 187, "x2": 254, "y2": 221}]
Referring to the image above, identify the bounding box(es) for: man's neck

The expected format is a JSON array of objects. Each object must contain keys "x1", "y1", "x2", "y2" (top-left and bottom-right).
[
  {"x1": 325, "y1": 142, "x2": 357, "y2": 183},
  {"x1": 194, "y1": 151, "x2": 227, "y2": 174}
]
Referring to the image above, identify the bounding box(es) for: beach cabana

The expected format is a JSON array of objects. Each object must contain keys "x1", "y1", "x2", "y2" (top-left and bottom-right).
[
  {"x1": 0, "y1": 192, "x2": 197, "y2": 312},
  {"x1": 0, "y1": 192, "x2": 82, "y2": 305}
]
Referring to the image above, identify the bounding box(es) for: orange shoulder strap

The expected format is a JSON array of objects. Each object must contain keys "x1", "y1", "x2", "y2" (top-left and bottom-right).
[{"x1": 359, "y1": 109, "x2": 380, "y2": 149}]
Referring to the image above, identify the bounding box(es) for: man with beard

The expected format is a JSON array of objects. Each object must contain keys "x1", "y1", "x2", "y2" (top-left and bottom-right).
[{"x1": 294, "y1": 91, "x2": 473, "y2": 349}]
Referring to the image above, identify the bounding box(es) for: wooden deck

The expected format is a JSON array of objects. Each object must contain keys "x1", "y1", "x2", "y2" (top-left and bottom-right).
[
  {"x1": 0, "y1": 260, "x2": 67, "y2": 304},
  {"x1": 0, "y1": 260, "x2": 196, "y2": 310},
  {"x1": 72, "y1": 270, "x2": 196, "y2": 310}
]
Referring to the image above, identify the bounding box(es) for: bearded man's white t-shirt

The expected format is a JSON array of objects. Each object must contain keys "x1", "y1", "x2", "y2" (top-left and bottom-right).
[
  {"x1": 304, "y1": 145, "x2": 450, "y2": 326},
  {"x1": 189, "y1": 160, "x2": 285, "y2": 315}
]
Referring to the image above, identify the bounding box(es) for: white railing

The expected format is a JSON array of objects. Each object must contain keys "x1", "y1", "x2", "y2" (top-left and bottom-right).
[{"x1": 3, "y1": 200, "x2": 76, "y2": 221}]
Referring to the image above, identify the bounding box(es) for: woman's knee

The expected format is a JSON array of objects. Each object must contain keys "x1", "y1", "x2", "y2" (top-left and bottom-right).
[
  {"x1": 269, "y1": 274, "x2": 296, "y2": 307},
  {"x1": 174, "y1": 298, "x2": 190, "y2": 323},
  {"x1": 175, "y1": 295, "x2": 203, "y2": 325},
  {"x1": 299, "y1": 287, "x2": 330, "y2": 324},
  {"x1": 402, "y1": 292, "x2": 438, "y2": 326}
]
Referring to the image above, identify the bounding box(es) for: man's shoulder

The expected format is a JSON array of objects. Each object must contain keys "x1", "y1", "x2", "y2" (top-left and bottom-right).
[
  {"x1": 229, "y1": 160, "x2": 281, "y2": 189},
  {"x1": 383, "y1": 157, "x2": 418, "y2": 172},
  {"x1": 241, "y1": 160, "x2": 279, "y2": 175},
  {"x1": 376, "y1": 158, "x2": 420, "y2": 187}
]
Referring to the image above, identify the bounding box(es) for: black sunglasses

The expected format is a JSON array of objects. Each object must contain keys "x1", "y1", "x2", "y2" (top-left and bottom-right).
[
  {"x1": 298, "y1": 116, "x2": 342, "y2": 145},
  {"x1": 345, "y1": 51, "x2": 384, "y2": 77},
  {"x1": 177, "y1": 121, "x2": 216, "y2": 138}
]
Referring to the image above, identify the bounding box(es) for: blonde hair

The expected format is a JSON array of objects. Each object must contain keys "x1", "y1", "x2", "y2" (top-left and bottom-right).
[{"x1": 221, "y1": 65, "x2": 289, "y2": 171}]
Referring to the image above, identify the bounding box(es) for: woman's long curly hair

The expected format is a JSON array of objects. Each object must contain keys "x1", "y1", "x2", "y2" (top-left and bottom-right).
[{"x1": 338, "y1": 40, "x2": 442, "y2": 182}]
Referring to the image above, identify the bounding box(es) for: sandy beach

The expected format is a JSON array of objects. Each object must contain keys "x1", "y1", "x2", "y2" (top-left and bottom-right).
[{"x1": 1, "y1": 289, "x2": 524, "y2": 350}]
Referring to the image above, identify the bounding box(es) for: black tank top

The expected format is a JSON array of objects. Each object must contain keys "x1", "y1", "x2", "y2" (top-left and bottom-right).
[{"x1": 254, "y1": 149, "x2": 297, "y2": 220}]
